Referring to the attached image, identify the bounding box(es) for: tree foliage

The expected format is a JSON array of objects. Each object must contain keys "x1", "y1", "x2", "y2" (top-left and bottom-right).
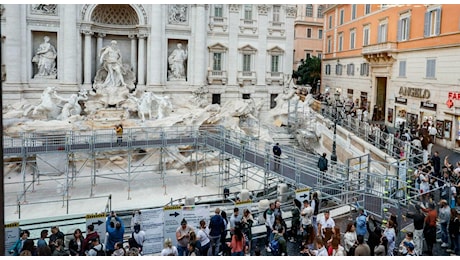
[{"x1": 292, "y1": 56, "x2": 322, "y2": 87}]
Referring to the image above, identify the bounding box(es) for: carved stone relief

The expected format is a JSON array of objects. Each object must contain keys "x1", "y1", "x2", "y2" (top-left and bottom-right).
[
  {"x1": 229, "y1": 4, "x2": 240, "y2": 13},
  {"x1": 31, "y1": 4, "x2": 58, "y2": 15},
  {"x1": 257, "y1": 5, "x2": 269, "y2": 15},
  {"x1": 285, "y1": 6, "x2": 297, "y2": 18},
  {"x1": 168, "y1": 5, "x2": 188, "y2": 24}
]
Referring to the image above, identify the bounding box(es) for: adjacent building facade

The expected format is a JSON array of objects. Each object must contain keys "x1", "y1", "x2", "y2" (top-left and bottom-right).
[
  {"x1": 293, "y1": 4, "x2": 326, "y2": 68},
  {"x1": 0, "y1": 4, "x2": 295, "y2": 111},
  {"x1": 321, "y1": 4, "x2": 460, "y2": 149}
]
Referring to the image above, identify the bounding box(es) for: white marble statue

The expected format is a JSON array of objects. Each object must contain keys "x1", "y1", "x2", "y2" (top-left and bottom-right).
[
  {"x1": 152, "y1": 94, "x2": 174, "y2": 119},
  {"x1": 168, "y1": 43, "x2": 187, "y2": 80},
  {"x1": 128, "y1": 92, "x2": 155, "y2": 122},
  {"x1": 32, "y1": 36, "x2": 57, "y2": 78},
  {"x1": 23, "y1": 86, "x2": 60, "y2": 119},
  {"x1": 99, "y1": 40, "x2": 127, "y2": 88},
  {"x1": 53, "y1": 89, "x2": 88, "y2": 120},
  {"x1": 92, "y1": 40, "x2": 136, "y2": 107}
]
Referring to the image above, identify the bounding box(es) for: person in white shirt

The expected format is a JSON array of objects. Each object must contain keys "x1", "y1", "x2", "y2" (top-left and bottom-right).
[
  {"x1": 318, "y1": 210, "x2": 335, "y2": 245},
  {"x1": 428, "y1": 124, "x2": 437, "y2": 143},
  {"x1": 161, "y1": 238, "x2": 178, "y2": 256},
  {"x1": 197, "y1": 219, "x2": 211, "y2": 256}
]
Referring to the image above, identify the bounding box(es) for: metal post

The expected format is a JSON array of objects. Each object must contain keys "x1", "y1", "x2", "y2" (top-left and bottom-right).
[{"x1": 331, "y1": 118, "x2": 338, "y2": 163}]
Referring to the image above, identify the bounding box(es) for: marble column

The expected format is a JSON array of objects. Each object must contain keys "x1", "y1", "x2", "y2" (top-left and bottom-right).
[
  {"x1": 96, "y1": 33, "x2": 106, "y2": 70},
  {"x1": 137, "y1": 34, "x2": 146, "y2": 86},
  {"x1": 129, "y1": 34, "x2": 137, "y2": 76},
  {"x1": 4, "y1": 5, "x2": 24, "y2": 83},
  {"x1": 82, "y1": 31, "x2": 93, "y2": 86},
  {"x1": 149, "y1": 5, "x2": 163, "y2": 85},
  {"x1": 61, "y1": 5, "x2": 77, "y2": 85},
  {"x1": 191, "y1": 4, "x2": 207, "y2": 86}
]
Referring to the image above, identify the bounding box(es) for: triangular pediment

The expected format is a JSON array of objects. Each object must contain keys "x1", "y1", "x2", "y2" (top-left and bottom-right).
[
  {"x1": 238, "y1": 44, "x2": 257, "y2": 54},
  {"x1": 208, "y1": 43, "x2": 228, "y2": 52},
  {"x1": 267, "y1": 46, "x2": 284, "y2": 55}
]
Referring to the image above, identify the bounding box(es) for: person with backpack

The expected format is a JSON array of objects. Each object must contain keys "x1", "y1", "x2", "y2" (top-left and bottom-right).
[
  {"x1": 86, "y1": 237, "x2": 106, "y2": 256},
  {"x1": 129, "y1": 223, "x2": 145, "y2": 254},
  {"x1": 318, "y1": 153, "x2": 328, "y2": 172},
  {"x1": 270, "y1": 226, "x2": 287, "y2": 256},
  {"x1": 273, "y1": 143, "x2": 282, "y2": 171}
]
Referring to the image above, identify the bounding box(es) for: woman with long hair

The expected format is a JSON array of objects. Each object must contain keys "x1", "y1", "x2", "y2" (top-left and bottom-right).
[
  {"x1": 374, "y1": 235, "x2": 388, "y2": 256},
  {"x1": 228, "y1": 226, "x2": 245, "y2": 256},
  {"x1": 69, "y1": 228, "x2": 85, "y2": 256},
  {"x1": 383, "y1": 220, "x2": 396, "y2": 255},
  {"x1": 343, "y1": 222, "x2": 358, "y2": 256}
]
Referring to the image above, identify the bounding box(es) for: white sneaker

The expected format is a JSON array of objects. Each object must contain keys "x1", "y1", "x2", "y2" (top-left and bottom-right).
[
  {"x1": 436, "y1": 238, "x2": 442, "y2": 243},
  {"x1": 446, "y1": 249, "x2": 453, "y2": 253},
  {"x1": 266, "y1": 246, "x2": 271, "y2": 253},
  {"x1": 441, "y1": 243, "x2": 449, "y2": 248}
]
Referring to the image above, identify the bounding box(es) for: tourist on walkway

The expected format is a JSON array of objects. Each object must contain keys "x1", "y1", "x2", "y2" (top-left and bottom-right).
[
  {"x1": 300, "y1": 200, "x2": 313, "y2": 248},
  {"x1": 264, "y1": 202, "x2": 275, "y2": 252},
  {"x1": 37, "y1": 229, "x2": 48, "y2": 249},
  {"x1": 241, "y1": 208, "x2": 254, "y2": 254},
  {"x1": 68, "y1": 228, "x2": 84, "y2": 256},
  {"x1": 176, "y1": 218, "x2": 193, "y2": 256},
  {"x1": 343, "y1": 223, "x2": 357, "y2": 256},
  {"x1": 383, "y1": 219, "x2": 396, "y2": 255},
  {"x1": 161, "y1": 238, "x2": 178, "y2": 256},
  {"x1": 49, "y1": 226, "x2": 65, "y2": 254},
  {"x1": 448, "y1": 208, "x2": 460, "y2": 255},
  {"x1": 439, "y1": 199, "x2": 451, "y2": 248},
  {"x1": 106, "y1": 211, "x2": 125, "y2": 255},
  {"x1": 374, "y1": 236, "x2": 388, "y2": 256},
  {"x1": 115, "y1": 124, "x2": 123, "y2": 145},
  {"x1": 208, "y1": 208, "x2": 225, "y2": 256},
  {"x1": 318, "y1": 210, "x2": 335, "y2": 246},
  {"x1": 229, "y1": 207, "x2": 242, "y2": 235},
  {"x1": 311, "y1": 192, "x2": 320, "y2": 236},
  {"x1": 317, "y1": 153, "x2": 328, "y2": 172},
  {"x1": 273, "y1": 143, "x2": 282, "y2": 171},
  {"x1": 228, "y1": 226, "x2": 245, "y2": 256},
  {"x1": 405, "y1": 204, "x2": 425, "y2": 255},
  {"x1": 422, "y1": 203, "x2": 437, "y2": 256},
  {"x1": 197, "y1": 219, "x2": 211, "y2": 256},
  {"x1": 82, "y1": 224, "x2": 99, "y2": 254},
  {"x1": 355, "y1": 207, "x2": 367, "y2": 237},
  {"x1": 290, "y1": 199, "x2": 301, "y2": 243},
  {"x1": 366, "y1": 214, "x2": 382, "y2": 256},
  {"x1": 354, "y1": 234, "x2": 371, "y2": 256}
]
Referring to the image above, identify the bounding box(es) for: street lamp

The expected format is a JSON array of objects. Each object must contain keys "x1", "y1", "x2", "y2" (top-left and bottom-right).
[{"x1": 330, "y1": 91, "x2": 342, "y2": 163}]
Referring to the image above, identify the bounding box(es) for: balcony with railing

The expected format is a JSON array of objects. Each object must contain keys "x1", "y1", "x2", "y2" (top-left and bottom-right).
[
  {"x1": 361, "y1": 42, "x2": 397, "y2": 55},
  {"x1": 207, "y1": 70, "x2": 228, "y2": 85},
  {"x1": 209, "y1": 16, "x2": 228, "y2": 32},
  {"x1": 265, "y1": 71, "x2": 284, "y2": 85},
  {"x1": 268, "y1": 21, "x2": 285, "y2": 36},
  {"x1": 362, "y1": 42, "x2": 397, "y2": 63},
  {"x1": 239, "y1": 19, "x2": 257, "y2": 34},
  {"x1": 237, "y1": 71, "x2": 256, "y2": 85}
]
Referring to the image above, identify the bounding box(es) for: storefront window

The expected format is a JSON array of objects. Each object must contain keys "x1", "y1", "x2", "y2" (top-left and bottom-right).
[
  {"x1": 436, "y1": 120, "x2": 444, "y2": 139},
  {"x1": 444, "y1": 120, "x2": 452, "y2": 140}
]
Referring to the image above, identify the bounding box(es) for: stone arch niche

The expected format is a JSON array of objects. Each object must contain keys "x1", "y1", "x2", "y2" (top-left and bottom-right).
[{"x1": 79, "y1": 4, "x2": 150, "y2": 111}]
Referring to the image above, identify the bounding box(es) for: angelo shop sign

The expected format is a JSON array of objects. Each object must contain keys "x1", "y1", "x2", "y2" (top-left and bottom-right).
[{"x1": 399, "y1": 87, "x2": 430, "y2": 99}]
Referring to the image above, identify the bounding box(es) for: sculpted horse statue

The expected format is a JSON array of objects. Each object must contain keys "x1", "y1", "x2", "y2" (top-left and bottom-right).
[
  {"x1": 128, "y1": 92, "x2": 154, "y2": 122},
  {"x1": 152, "y1": 94, "x2": 174, "y2": 119},
  {"x1": 23, "y1": 86, "x2": 61, "y2": 119}
]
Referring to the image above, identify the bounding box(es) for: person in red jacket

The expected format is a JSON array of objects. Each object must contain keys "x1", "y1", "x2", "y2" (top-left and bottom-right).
[
  {"x1": 82, "y1": 224, "x2": 99, "y2": 254},
  {"x1": 422, "y1": 203, "x2": 437, "y2": 256}
]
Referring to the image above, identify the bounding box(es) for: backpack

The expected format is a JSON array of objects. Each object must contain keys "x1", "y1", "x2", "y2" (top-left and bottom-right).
[
  {"x1": 269, "y1": 238, "x2": 280, "y2": 256},
  {"x1": 93, "y1": 246, "x2": 106, "y2": 256}
]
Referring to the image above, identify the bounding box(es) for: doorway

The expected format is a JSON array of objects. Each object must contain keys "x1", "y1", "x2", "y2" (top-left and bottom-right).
[{"x1": 374, "y1": 77, "x2": 387, "y2": 122}]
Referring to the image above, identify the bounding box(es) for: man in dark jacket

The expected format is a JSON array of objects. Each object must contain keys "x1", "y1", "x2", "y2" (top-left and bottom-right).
[
  {"x1": 318, "y1": 153, "x2": 328, "y2": 172},
  {"x1": 208, "y1": 208, "x2": 225, "y2": 256},
  {"x1": 273, "y1": 143, "x2": 282, "y2": 171},
  {"x1": 405, "y1": 204, "x2": 425, "y2": 255},
  {"x1": 49, "y1": 226, "x2": 65, "y2": 253}
]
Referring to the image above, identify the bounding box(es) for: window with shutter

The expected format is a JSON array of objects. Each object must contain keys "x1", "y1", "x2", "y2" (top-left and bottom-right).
[
  {"x1": 363, "y1": 26, "x2": 370, "y2": 46},
  {"x1": 350, "y1": 30, "x2": 356, "y2": 49},
  {"x1": 426, "y1": 59, "x2": 436, "y2": 78},
  {"x1": 424, "y1": 7, "x2": 442, "y2": 37},
  {"x1": 399, "y1": 61, "x2": 406, "y2": 77}
]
